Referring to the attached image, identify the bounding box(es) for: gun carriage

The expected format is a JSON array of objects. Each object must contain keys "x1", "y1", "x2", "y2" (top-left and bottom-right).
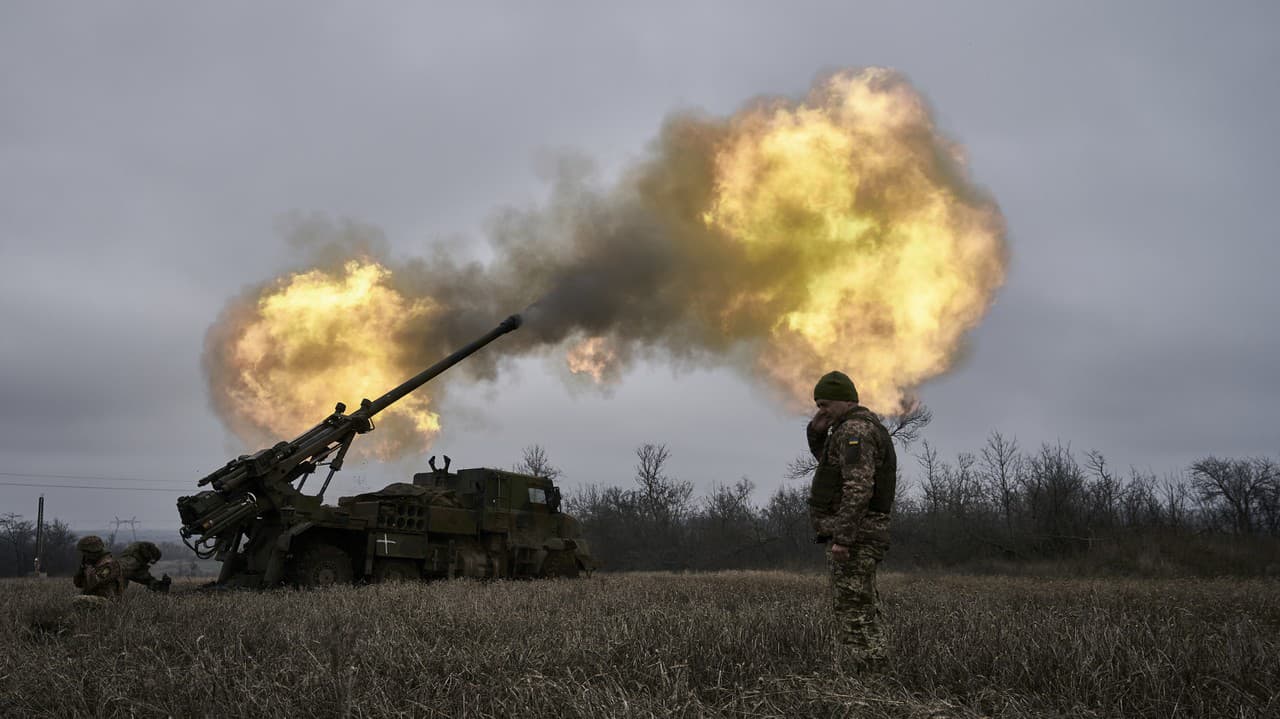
[{"x1": 177, "y1": 314, "x2": 593, "y2": 587}]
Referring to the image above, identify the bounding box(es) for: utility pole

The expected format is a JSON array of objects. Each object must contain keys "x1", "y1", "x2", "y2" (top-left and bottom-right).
[{"x1": 33, "y1": 495, "x2": 45, "y2": 577}]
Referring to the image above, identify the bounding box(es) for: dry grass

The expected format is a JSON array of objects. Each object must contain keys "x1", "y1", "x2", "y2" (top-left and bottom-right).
[{"x1": 1, "y1": 571, "x2": 1276, "y2": 718}]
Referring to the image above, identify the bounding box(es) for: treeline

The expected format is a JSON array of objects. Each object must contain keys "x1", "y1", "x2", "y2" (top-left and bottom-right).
[
  {"x1": 0, "y1": 513, "x2": 202, "y2": 578},
  {"x1": 894, "y1": 436, "x2": 1279, "y2": 573},
  {"x1": 8, "y1": 423, "x2": 1275, "y2": 579},
  {"x1": 0, "y1": 512, "x2": 78, "y2": 577},
  {"x1": 533, "y1": 416, "x2": 1280, "y2": 576}
]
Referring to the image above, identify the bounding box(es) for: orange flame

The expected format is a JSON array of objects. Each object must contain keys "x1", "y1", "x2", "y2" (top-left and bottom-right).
[
  {"x1": 565, "y1": 336, "x2": 619, "y2": 384},
  {"x1": 219, "y1": 260, "x2": 440, "y2": 456},
  {"x1": 206, "y1": 68, "x2": 1006, "y2": 454},
  {"x1": 703, "y1": 69, "x2": 1005, "y2": 412}
]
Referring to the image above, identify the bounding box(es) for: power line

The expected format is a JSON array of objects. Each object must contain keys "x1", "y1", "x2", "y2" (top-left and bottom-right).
[
  {"x1": 0, "y1": 471, "x2": 188, "y2": 485},
  {"x1": 0, "y1": 481, "x2": 186, "y2": 493}
]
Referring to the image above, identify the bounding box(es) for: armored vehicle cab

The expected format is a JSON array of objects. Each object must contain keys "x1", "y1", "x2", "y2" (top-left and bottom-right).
[{"x1": 327, "y1": 458, "x2": 593, "y2": 584}]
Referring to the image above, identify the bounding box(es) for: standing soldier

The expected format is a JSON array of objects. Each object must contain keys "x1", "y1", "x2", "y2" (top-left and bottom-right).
[
  {"x1": 118, "y1": 541, "x2": 171, "y2": 592},
  {"x1": 806, "y1": 371, "x2": 897, "y2": 669},
  {"x1": 72, "y1": 535, "x2": 126, "y2": 600}
]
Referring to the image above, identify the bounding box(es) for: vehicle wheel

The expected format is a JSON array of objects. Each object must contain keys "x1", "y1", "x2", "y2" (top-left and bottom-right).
[
  {"x1": 541, "y1": 550, "x2": 580, "y2": 579},
  {"x1": 290, "y1": 543, "x2": 354, "y2": 587},
  {"x1": 373, "y1": 558, "x2": 420, "y2": 583}
]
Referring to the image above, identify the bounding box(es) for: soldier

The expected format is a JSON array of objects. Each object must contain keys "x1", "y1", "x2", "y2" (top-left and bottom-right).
[
  {"x1": 806, "y1": 371, "x2": 897, "y2": 669},
  {"x1": 72, "y1": 535, "x2": 126, "y2": 600},
  {"x1": 118, "y1": 541, "x2": 171, "y2": 592}
]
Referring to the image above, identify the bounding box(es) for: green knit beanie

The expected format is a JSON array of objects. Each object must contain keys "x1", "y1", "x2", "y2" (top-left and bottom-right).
[{"x1": 813, "y1": 371, "x2": 858, "y2": 402}]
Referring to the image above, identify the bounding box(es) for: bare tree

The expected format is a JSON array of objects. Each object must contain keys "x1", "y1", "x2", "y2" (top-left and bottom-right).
[
  {"x1": 634, "y1": 443, "x2": 693, "y2": 524},
  {"x1": 980, "y1": 431, "x2": 1022, "y2": 535},
  {"x1": 882, "y1": 401, "x2": 933, "y2": 447},
  {"x1": 952, "y1": 452, "x2": 981, "y2": 517},
  {"x1": 1023, "y1": 442, "x2": 1087, "y2": 546},
  {"x1": 0, "y1": 513, "x2": 34, "y2": 577},
  {"x1": 1254, "y1": 458, "x2": 1280, "y2": 536},
  {"x1": 916, "y1": 440, "x2": 944, "y2": 516},
  {"x1": 695, "y1": 478, "x2": 769, "y2": 567},
  {"x1": 703, "y1": 478, "x2": 757, "y2": 525},
  {"x1": 563, "y1": 483, "x2": 646, "y2": 570},
  {"x1": 1162, "y1": 474, "x2": 1191, "y2": 530},
  {"x1": 38, "y1": 519, "x2": 79, "y2": 576},
  {"x1": 1191, "y1": 456, "x2": 1273, "y2": 535},
  {"x1": 515, "y1": 444, "x2": 562, "y2": 480},
  {"x1": 762, "y1": 483, "x2": 811, "y2": 555},
  {"x1": 1085, "y1": 450, "x2": 1119, "y2": 529},
  {"x1": 1119, "y1": 467, "x2": 1162, "y2": 528},
  {"x1": 784, "y1": 452, "x2": 819, "y2": 481}
]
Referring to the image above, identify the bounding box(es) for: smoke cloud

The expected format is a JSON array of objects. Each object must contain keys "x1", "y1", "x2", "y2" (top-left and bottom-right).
[{"x1": 204, "y1": 68, "x2": 1008, "y2": 455}]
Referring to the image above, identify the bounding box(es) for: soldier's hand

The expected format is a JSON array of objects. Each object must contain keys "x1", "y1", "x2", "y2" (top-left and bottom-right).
[
  {"x1": 808, "y1": 414, "x2": 832, "y2": 435},
  {"x1": 830, "y1": 543, "x2": 850, "y2": 561}
]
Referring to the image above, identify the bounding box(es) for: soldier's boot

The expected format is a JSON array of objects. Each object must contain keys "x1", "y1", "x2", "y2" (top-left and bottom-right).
[{"x1": 852, "y1": 652, "x2": 888, "y2": 676}]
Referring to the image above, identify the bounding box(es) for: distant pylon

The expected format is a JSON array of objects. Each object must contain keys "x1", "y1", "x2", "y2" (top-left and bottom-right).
[{"x1": 109, "y1": 516, "x2": 141, "y2": 546}]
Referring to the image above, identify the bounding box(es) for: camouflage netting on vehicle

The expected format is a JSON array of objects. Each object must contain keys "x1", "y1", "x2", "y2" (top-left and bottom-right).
[{"x1": 337, "y1": 483, "x2": 462, "y2": 508}]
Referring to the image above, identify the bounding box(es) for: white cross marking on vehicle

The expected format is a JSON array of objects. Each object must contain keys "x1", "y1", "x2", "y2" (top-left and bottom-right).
[{"x1": 377, "y1": 534, "x2": 397, "y2": 552}]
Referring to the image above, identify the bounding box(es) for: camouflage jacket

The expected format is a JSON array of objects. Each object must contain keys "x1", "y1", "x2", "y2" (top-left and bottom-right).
[
  {"x1": 73, "y1": 554, "x2": 126, "y2": 598},
  {"x1": 117, "y1": 553, "x2": 163, "y2": 589},
  {"x1": 807, "y1": 406, "x2": 897, "y2": 554}
]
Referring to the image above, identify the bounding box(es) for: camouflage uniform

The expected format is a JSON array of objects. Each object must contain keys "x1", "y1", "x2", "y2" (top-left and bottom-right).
[
  {"x1": 118, "y1": 541, "x2": 171, "y2": 592},
  {"x1": 808, "y1": 404, "x2": 897, "y2": 663},
  {"x1": 72, "y1": 536, "x2": 126, "y2": 599}
]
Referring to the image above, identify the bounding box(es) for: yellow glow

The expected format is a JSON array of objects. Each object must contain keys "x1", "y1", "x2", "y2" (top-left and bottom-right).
[
  {"x1": 565, "y1": 336, "x2": 618, "y2": 384},
  {"x1": 225, "y1": 260, "x2": 440, "y2": 457},
  {"x1": 703, "y1": 70, "x2": 1005, "y2": 412}
]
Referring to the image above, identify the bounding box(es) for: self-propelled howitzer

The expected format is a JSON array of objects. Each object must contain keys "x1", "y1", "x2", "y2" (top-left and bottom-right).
[{"x1": 176, "y1": 313, "x2": 591, "y2": 588}]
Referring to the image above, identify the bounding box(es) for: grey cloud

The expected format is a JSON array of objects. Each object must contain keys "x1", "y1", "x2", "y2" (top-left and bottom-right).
[{"x1": 2, "y1": 1, "x2": 1277, "y2": 529}]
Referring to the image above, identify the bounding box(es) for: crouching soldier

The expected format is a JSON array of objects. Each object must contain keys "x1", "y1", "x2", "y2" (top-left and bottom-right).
[
  {"x1": 73, "y1": 535, "x2": 126, "y2": 600},
  {"x1": 119, "y1": 541, "x2": 171, "y2": 592}
]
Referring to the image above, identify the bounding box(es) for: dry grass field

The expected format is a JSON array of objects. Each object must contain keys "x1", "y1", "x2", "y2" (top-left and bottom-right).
[{"x1": 1, "y1": 571, "x2": 1276, "y2": 718}]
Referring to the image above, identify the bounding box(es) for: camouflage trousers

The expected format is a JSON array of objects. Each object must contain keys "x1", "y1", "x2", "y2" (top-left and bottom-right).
[{"x1": 827, "y1": 544, "x2": 886, "y2": 663}]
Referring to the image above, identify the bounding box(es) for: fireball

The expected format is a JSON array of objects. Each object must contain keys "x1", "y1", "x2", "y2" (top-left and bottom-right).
[
  {"x1": 704, "y1": 70, "x2": 1005, "y2": 412},
  {"x1": 204, "y1": 68, "x2": 1006, "y2": 455},
  {"x1": 215, "y1": 260, "x2": 441, "y2": 456}
]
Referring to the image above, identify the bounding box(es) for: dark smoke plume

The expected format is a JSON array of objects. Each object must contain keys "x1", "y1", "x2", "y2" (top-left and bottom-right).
[{"x1": 204, "y1": 68, "x2": 1007, "y2": 453}]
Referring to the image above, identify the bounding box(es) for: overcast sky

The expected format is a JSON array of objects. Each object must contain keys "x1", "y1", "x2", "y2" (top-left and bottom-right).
[{"x1": 2, "y1": 2, "x2": 1277, "y2": 531}]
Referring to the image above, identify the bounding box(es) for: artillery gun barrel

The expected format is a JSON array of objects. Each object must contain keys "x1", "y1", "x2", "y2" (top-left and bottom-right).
[
  {"x1": 179, "y1": 313, "x2": 523, "y2": 553},
  {"x1": 358, "y1": 313, "x2": 522, "y2": 418}
]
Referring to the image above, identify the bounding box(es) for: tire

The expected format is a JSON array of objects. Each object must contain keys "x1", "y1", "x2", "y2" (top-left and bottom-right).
[
  {"x1": 541, "y1": 550, "x2": 580, "y2": 579},
  {"x1": 290, "y1": 543, "x2": 354, "y2": 587},
  {"x1": 372, "y1": 558, "x2": 420, "y2": 583}
]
